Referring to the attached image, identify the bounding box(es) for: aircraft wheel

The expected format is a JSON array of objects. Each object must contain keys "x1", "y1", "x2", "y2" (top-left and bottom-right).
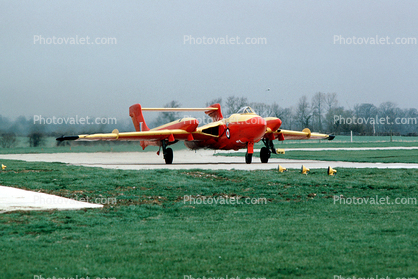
[
  {"x1": 260, "y1": 147, "x2": 270, "y2": 163},
  {"x1": 245, "y1": 152, "x2": 253, "y2": 164},
  {"x1": 164, "y1": 148, "x2": 173, "y2": 164}
]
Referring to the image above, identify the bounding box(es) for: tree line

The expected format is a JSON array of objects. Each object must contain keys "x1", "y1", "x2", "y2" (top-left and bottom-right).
[
  {"x1": 1, "y1": 92, "x2": 417, "y2": 148},
  {"x1": 156, "y1": 93, "x2": 418, "y2": 136}
]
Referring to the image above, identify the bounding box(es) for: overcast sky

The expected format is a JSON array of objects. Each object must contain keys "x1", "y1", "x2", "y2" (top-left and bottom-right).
[{"x1": 1, "y1": 0, "x2": 417, "y2": 121}]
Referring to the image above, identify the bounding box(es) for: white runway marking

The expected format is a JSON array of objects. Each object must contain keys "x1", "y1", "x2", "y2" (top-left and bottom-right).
[
  {"x1": 0, "y1": 186, "x2": 102, "y2": 213},
  {"x1": 243, "y1": 146, "x2": 418, "y2": 152},
  {"x1": 240, "y1": 146, "x2": 418, "y2": 152}
]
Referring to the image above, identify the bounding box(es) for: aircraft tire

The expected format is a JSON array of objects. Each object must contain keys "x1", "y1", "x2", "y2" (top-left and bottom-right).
[
  {"x1": 260, "y1": 147, "x2": 270, "y2": 163},
  {"x1": 245, "y1": 152, "x2": 252, "y2": 164},
  {"x1": 164, "y1": 148, "x2": 173, "y2": 164}
]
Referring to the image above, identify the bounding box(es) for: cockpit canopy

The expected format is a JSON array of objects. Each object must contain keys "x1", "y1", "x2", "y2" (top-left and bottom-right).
[{"x1": 236, "y1": 106, "x2": 256, "y2": 114}]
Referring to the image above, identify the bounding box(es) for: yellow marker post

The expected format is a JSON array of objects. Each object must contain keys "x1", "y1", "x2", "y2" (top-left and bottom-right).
[
  {"x1": 301, "y1": 165, "x2": 310, "y2": 174},
  {"x1": 327, "y1": 166, "x2": 337, "y2": 176}
]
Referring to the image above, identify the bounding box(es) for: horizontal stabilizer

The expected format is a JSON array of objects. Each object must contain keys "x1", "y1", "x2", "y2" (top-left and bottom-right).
[{"x1": 141, "y1": 107, "x2": 218, "y2": 112}]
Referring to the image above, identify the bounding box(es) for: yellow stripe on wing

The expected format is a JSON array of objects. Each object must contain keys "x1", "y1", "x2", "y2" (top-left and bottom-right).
[
  {"x1": 276, "y1": 128, "x2": 332, "y2": 140},
  {"x1": 78, "y1": 129, "x2": 190, "y2": 141}
]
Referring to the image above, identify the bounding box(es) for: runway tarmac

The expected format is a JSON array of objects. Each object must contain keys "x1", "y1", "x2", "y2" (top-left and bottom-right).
[{"x1": 0, "y1": 148, "x2": 417, "y2": 170}]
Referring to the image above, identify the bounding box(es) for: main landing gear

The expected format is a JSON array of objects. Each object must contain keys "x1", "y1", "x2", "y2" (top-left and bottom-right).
[
  {"x1": 160, "y1": 140, "x2": 173, "y2": 164},
  {"x1": 260, "y1": 138, "x2": 277, "y2": 163},
  {"x1": 260, "y1": 147, "x2": 270, "y2": 163}
]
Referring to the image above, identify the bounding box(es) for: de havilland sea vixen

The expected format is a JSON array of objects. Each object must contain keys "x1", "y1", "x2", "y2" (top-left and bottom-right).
[{"x1": 57, "y1": 103, "x2": 335, "y2": 164}]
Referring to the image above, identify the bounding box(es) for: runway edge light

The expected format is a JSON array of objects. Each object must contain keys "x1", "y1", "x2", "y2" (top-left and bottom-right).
[
  {"x1": 278, "y1": 165, "x2": 287, "y2": 172},
  {"x1": 301, "y1": 165, "x2": 310, "y2": 175},
  {"x1": 328, "y1": 166, "x2": 337, "y2": 176},
  {"x1": 1, "y1": 164, "x2": 6, "y2": 170}
]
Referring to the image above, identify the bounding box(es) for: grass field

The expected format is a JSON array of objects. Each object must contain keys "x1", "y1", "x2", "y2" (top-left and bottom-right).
[
  {"x1": 219, "y1": 149, "x2": 418, "y2": 164},
  {"x1": 1, "y1": 159, "x2": 418, "y2": 278}
]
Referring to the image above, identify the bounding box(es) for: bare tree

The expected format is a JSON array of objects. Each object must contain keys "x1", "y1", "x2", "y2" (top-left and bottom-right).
[
  {"x1": 0, "y1": 133, "x2": 18, "y2": 148},
  {"x1": 28, "y1": 132, "x2": 45, "y2": 147},
  {"x1": 205, "y1": 98, "x2": 222, "y2": 107},
  {"x1": 321, "y1": 93, "x2": 339, "y2": 132},
  {"x1": 269, "y1": 102, "x2": 284, "y2": 118},
  {"x1": 378, "y1": 102, "x2": 397, "y2": 134},
  {"x1": 326, "y1": 106, "x2": 352, "y2": 134},
  {"x1": 0, "y1": 115, "x2": 12, "y2": 132},
  {"x1": 325, "y1": 93, "x2": 338, "y2": 112},
  {"x1": 311, "y1": 92, "x2": 326, "y2": 132},
  {"x1": 403, "y1": 108, "x2": 418, "y2": 135},
  {"x1": 270, "y1": 104, "x2": 294, "y2": 129},
  {"x1": 154, "y1": 100, "x2": 181, "y2": 126},
  {"x1": 353, "y1": 103, "x2": 378, "y2": 135},
  {"x1": 249, "y1": 102, "x2": 272, "y2": 117},
  {"x1": 225, "y1": 96, "x2": 248, "y2": 116},
  {"x1": 295, "y1": 95, "x2": 311, "y2": 130}
]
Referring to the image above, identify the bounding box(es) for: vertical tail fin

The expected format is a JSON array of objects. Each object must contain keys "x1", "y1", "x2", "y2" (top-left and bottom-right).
[
  {"x1": 129, "y1": 104, "x2": 150, "y2": 132},
  {"x1": 205, "y1": 103, "x2": 223, "y2": 121},
  {"x1": 129, "y1": 104, "x2": 151, "y2": 150}
]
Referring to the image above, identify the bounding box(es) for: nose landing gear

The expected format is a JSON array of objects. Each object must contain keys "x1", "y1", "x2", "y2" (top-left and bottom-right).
[{"x1": 245, "y1": 142, "x2": 254, "y2": 164}]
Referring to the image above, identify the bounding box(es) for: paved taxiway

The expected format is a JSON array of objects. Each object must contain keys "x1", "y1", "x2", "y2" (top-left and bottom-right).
[{"x1": 0, "y1": 148, "x2": 417, "y2": 170}]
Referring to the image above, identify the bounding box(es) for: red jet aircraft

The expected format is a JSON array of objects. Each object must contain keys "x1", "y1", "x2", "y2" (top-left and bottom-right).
[{"x1": 57, "y1": 103, "x2": 335, "y2": 164}]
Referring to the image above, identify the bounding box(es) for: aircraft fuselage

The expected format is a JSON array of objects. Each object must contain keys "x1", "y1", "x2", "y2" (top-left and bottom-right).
[{"x1": 184, "y1": 113, "x2": 267, "y2": 151}]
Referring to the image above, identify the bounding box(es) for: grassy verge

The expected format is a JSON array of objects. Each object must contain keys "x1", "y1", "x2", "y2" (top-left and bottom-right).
[
  {"x1": 1, "y1": 160, "x2": 418, "y2": 278},
  {"x1": 218, "y1": 149, "x2": 418, "y2": 164}
]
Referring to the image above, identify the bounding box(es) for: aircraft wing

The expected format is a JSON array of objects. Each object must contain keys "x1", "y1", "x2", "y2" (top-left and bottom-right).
[
  {"x1": 267, "y1": 128, "x2": 335, "y2": 141},
  {"x1": 56, "y1": 129, "x2": 193, "y2": 142}
]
